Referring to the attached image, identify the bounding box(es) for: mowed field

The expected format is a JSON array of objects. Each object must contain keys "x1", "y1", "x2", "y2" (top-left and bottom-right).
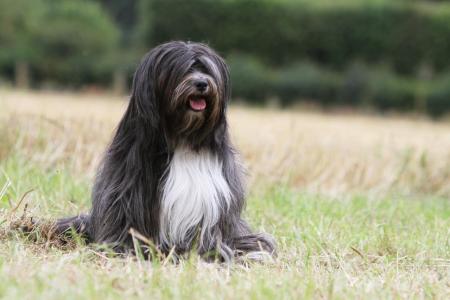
[{"x1": 0, "y1": 88, "x2": 449, "y2": 299}]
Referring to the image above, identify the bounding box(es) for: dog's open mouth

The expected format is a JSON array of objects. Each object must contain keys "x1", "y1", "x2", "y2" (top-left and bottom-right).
[{"x1": 188, "y1": 97, "x2": 207, "y2": 111}]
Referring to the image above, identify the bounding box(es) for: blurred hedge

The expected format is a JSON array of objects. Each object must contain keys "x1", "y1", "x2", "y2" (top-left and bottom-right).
[
  {"x1": 0, "y1": 0, "x2": 449, "y2": 117},
  {"x1": 142, "y1": 0, "x2": 450, "y2": 75},
  {"x1": 229, "y1": 55, "x2": 450, "y2": 117}
]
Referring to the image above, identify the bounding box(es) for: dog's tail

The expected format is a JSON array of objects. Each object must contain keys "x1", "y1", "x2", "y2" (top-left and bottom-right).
[{"x1": 54, "y1": 214, "x2": 91, "y2": 240}]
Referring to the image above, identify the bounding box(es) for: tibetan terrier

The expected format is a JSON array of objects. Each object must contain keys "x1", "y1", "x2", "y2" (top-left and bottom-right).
[{"x1": 55, "y1": 41, "x2": 275, "y2": 262}]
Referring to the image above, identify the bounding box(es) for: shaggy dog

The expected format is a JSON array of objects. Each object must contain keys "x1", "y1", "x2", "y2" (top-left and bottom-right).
[{"x1": 55, "y1": 41, "x2": 275, "y2": 262}]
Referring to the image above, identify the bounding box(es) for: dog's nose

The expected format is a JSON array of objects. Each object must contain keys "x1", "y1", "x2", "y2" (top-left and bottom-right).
[{"x1": 194, "y1": 80, "x2": 208, "y2": 92}]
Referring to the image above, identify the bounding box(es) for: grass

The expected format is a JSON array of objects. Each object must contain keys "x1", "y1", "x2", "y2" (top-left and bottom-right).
[{"x1": 0, "y1": 88, "x2": 449, "y2": 299}]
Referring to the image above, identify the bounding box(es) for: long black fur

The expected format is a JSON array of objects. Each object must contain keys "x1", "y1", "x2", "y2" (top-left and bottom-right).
[{"x1": 55, "y1": 41, "x2": 275, "y2": 261}]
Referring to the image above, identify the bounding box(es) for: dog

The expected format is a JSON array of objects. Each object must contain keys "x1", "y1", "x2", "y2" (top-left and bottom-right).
[{"x1": 55, "y1": 41, "x2": 275, "y2": 262}]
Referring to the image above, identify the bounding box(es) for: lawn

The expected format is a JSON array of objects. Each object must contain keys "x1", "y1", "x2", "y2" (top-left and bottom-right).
[{"x1": 0, "y1": 89, "x2": 449, "y2": 299}]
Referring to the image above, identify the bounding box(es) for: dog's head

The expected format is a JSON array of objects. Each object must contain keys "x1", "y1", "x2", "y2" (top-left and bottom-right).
[{"x1": 129, "y1": 41, "x2": 230, "y2": 148}]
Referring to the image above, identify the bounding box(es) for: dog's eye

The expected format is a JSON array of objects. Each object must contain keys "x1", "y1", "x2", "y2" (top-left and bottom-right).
[{"x1": 192, "y1": 60, "x2": 208, "y2": 73}]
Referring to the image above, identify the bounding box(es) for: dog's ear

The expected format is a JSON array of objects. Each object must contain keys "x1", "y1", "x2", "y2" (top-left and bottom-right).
[
  {"x1": 128, "y1": 51, "x2": 161, "y2": 128},
  {"x1": 89, "y1": 49, "x2": 169, "y2": 247},
  {"x1": 215, "y1": 55, "x2": 231, "y2": 105}
]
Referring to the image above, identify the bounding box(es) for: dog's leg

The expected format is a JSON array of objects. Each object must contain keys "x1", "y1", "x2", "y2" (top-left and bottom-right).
[
  {"x1": 196, "y1": 228, "x2": 235, "y2": 263},
  {"x1": 230, "y1": 219, "x2": 276, "y2": 262},
  {"x1": 54, "y1": 214, "x2": 91, "y2": 240}
]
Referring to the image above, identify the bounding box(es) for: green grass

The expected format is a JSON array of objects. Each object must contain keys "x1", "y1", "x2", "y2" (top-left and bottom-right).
[{"x1": 0, "y1": 154, "x2": 449, "y2": 299}]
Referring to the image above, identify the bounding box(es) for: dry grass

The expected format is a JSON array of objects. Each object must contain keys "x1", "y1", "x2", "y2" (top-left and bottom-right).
[
  {"x1": 0, "y1": 88, "x2": 449, "y2": 299},
  {"x1": 2, "y1": 88, "x2": 450, "y2": 196}
]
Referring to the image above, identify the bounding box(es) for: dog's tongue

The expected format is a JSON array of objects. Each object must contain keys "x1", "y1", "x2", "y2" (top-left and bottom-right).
[{"x1": 189, "y1": 98, "x2": 207, "y2": 111}]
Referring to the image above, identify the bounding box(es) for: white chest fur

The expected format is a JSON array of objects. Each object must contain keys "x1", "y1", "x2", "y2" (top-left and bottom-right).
[{"x1": 159, "y1": 146, "x2": 231, "y2": 249}]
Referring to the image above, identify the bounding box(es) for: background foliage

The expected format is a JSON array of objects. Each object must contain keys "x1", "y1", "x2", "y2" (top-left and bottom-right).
[{"x1": 1, "y1": 0, "x2": 450, "y2": 116}]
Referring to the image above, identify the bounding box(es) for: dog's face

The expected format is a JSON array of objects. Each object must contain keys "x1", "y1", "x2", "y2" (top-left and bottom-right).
[
  {"x1": 165, "y1": 56, "x2": 223, "y2": 142},
  {"x1": 132, "y1": 42, "x2": 230, "y2": 148}
]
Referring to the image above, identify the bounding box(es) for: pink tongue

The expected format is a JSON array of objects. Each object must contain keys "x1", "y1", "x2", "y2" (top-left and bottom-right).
[{"x1": 189, "y1": 98, "x2": 206, "y2": 111}]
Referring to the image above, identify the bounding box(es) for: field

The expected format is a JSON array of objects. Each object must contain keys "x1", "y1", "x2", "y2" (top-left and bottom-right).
[{"x1": 0, "y1": 89, "x2": 449, "y2": 299}]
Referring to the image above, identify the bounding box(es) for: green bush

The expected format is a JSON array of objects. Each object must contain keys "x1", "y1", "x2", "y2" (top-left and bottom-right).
[
  {"x1": 368, "y1": 71, "x2": 418, "y2": 111},
  {"x1": 0, "y1": 0, "x2": 44, "y2": 71},
  {"x1": 273, "y1": 63, "x2": 341, "y2": 107},
  {"x1": 426, "y1": 75, "x2": 450, "y2": 117},
  {"x1": 229, "y1": 58, "x2": 342, "y2": 107},
  {"x1": 34, "y1": 0, "x2": 120, "y2": 86},
  {"x1": 339, "y1": 63, "x2": 370, "y2": 106},
  {"x1": 228, "y1": 55, "x2": 274, "y2": 104}
]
